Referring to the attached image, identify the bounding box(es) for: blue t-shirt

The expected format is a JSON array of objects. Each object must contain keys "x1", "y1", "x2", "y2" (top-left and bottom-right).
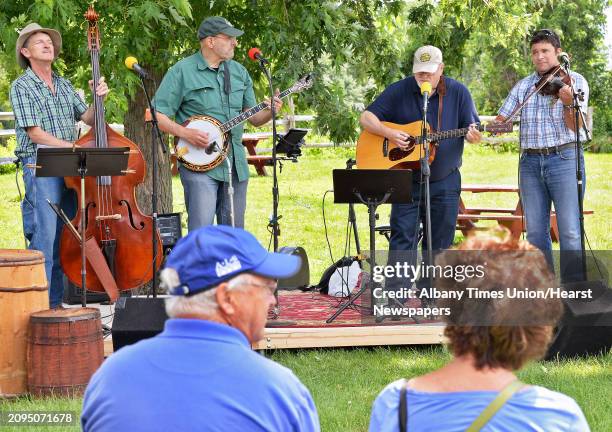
[
  {"x1": 366, "y1": 76, "x2": 479, "y2": 182},
  {"x1": 82, "y1": 319, "x2": 320, "y2": 432},
  {"x1": 369, "y1": 379, "x2": 590, "y2": 431}
]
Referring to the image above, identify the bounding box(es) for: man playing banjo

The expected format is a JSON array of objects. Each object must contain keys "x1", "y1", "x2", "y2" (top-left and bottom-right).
[{"x1": 154, "y1": 16, "x2": 282, "y2": 230}]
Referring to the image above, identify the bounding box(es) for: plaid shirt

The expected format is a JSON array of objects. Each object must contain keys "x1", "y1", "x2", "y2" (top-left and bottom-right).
[
  {"x1": 10, "y1": 68, "x2": 88, "y2": 158},
  {"x1": 498, "y1": 71, "x2": 589, "y2": 149}
]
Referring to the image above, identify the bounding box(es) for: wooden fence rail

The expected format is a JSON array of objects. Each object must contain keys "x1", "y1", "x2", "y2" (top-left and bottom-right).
[{"x1": 0, "y1": 110, "x2": 594, "y2": 147}]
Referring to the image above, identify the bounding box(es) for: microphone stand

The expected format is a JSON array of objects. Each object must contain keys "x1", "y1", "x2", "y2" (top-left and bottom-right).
[
  {"x1": 420, "y1": 92, "x2": 434, "y2": 294},
  {"x1": 138, "y1": 74, "x2": 167, "y2": 297},
  {"x1": 256, "y1": 58, "x2": 281, "y2": 252},
  {"x1": 256, "y1": 57, "x2": 283, "y2": 320},
  {"x1": 346, "y1": 158, "x2": 362, "y2": 261},
  {"x1": 562, "y1": 60, "x2": 590, "y2": 280}
]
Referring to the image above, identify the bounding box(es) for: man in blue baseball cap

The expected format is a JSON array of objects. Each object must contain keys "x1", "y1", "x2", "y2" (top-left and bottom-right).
[{"x1": 82, "y1": 226, "x2": 320, "y2": 432}]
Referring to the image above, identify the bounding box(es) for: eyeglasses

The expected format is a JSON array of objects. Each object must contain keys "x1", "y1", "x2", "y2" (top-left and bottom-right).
[
  {"x1": 234, "y1": 280, "x2": 277, "y2": 295},
  {"x1": 214, "y1": 34, "x2": 237, "y2": 42}
]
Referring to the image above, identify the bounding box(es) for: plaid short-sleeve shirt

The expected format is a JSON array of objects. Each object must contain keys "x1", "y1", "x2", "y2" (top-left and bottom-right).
[
  {"x1": 10, "y1": 68, "x2": 88, "y2": 158},
  {"x1": 498, "y1": 71, "x2": 589, "y2": 149}
]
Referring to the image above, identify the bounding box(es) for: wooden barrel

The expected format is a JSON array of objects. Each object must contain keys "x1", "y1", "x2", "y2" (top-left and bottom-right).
[
  {"x1": 27, "y1": 307, "x2": 104, "y2": 397},
  {"x1": 0, "y1": 249, "x2": 48, "y2": 396}
]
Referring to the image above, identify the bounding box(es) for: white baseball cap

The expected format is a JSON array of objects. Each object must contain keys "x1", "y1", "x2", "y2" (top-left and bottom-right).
[{"x1": 412, "y1": 45, "x2": 443, "y2": 74}]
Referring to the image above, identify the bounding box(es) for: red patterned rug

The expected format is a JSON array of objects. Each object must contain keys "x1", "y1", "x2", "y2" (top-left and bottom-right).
[{"x1": 268, "y1": 290, "x2": 430, "y2": 327}]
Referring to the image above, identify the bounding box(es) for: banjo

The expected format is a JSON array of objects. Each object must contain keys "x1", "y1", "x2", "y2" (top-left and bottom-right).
[{"x1": 175, "y1": 73, "x2": 313, "y2": 172}]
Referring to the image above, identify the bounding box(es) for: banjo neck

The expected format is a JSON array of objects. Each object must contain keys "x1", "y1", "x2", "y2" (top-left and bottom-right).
[{"x1": 220, "y1": 87, "x2": 296, "y2": 133}]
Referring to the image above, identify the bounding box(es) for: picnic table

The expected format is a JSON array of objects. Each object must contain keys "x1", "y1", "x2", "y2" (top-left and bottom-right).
[
  {"x1": 375, "y1": 184, "x2": 593, "y2": 242},
  {"x1": 242, "y1": 132, "x2": 273, "y2": 176},
  {"x1": 458, "y1": 184, "x2": 593, "y2": 241}
]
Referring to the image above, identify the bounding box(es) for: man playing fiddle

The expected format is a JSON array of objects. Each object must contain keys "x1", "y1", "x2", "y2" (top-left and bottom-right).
[{"x1": 496, "y1": 29, "x2": 589, "y2": 282}]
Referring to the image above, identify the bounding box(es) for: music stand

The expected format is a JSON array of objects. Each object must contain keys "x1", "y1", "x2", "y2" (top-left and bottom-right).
[
  {"x1": 35, "y1": 147, "x2": 129, "y2": 306},
  {"x1": 276, "y1": 128, "x2": 307, "y2": 158},
  {"x1": 327, "y1": 169, "x2": 413, "y2": 323}
]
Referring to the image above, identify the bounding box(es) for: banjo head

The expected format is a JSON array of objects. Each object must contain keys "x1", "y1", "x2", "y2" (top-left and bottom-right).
[{"x1": 175, "y1": 115, "x2": 228, "y2": 172}]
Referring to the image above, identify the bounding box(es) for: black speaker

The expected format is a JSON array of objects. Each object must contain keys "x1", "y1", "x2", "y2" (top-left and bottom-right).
[
  {"x1": 111, "y1": 297, "x2": 169, "y2": 352},
  {"x1": 546, "y1": 280, "x2": 612, "y2": 359},
  {"x1": 63, "y1": 276, "x2": 112, "y2": 304},
  {"x1": 277, "y1": 246, "x2": 310, "y2": 290}
]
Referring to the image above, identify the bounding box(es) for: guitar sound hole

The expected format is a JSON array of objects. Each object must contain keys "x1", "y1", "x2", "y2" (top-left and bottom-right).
[{"x1": 388, "y1": 144, "x2": 416, "y2": 161}]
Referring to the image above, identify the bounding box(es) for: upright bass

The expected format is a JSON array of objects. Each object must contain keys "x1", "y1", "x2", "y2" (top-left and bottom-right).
[{"x1": 60, "y1": 6, "x2": 162, "y2": 293}]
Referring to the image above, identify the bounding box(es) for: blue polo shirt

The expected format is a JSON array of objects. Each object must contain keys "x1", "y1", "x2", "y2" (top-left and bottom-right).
[
  {"x1": 367, "y1": 76, "x2": 479, "y2": 182},
  {"x1": 369, "y1": 379, "x2": 590, "y2": 431},
  {"x1": 82, "y1": 319, "x2": 320, "y2": 432}
]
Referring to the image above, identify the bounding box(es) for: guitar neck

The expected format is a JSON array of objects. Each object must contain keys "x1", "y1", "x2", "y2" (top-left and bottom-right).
[
  {"x1": 416, "y1": 124, "x2": 485, "y2": 144},
  {"x1": 220, "y1": 87, "x2": 294, "y2": 133}
]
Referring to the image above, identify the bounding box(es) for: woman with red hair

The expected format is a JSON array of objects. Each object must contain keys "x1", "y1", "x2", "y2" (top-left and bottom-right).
[{"x1": 369, "y1": 227, "x2": 589, "y2": 431}]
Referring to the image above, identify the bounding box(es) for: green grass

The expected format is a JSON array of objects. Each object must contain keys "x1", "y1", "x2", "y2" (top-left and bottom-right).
[
  {"x1": 1, "y1": 146, "x2": 611, "y2": 431},
  {"x1": 2, "y1": 348, "x2": 610, "y2": 431},
  {"x1": 269, "y1": 347, "x2": 612, "y2": 432}
]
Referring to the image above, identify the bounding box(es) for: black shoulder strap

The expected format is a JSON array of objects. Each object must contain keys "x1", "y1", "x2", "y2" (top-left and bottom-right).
[
  {"x1": 436, "y1": 75, "x2": 445, "y2": 133},
  {"x1": 223, "y1": 61, "x2": 231, "y2": 95},
  {"x1": 399, "y1": 379, "x2": 408, "y2": 432}
]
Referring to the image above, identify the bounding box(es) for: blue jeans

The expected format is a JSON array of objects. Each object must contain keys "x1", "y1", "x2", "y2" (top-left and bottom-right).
[
  {"x1": 384, "y1": 170, "x2": 461, "y2": 299},
  {"x1": 520, "y1": 146, "x2": 586, "y2": 282},
  {"x1": 389, "y1": 169, "x2": 461, "y2": 253},
  {"x1": 20, "y1": 156, "x2": 76, "y2": 308},
  {"x1": 179, "y1": 164, "x2": 248, "y2": 231}
]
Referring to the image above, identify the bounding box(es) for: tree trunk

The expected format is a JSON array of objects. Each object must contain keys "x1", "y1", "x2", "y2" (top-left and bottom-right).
[{"x1": 123, "y1": 71, "x2": 173, "y2": 216}]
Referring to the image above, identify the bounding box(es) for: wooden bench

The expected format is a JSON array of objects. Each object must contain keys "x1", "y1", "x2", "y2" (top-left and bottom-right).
[{"x1": 375, "y1": 184, "x2": 593, "y2": 243}]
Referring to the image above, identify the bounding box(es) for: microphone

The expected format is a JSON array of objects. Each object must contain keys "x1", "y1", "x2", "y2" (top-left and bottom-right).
[
  {"x1": 420, "y1": 81, "x2": 432, "y2": 98},
  {"x1": 420, "y1": 81, "x2": 432, "y2": 112},
  {"x1": 248, "y1": 47, "x2": 269, "y2": 64},
  {"x1": 125, "y1": 56, "x2": 149, "y2": 79},
  {"x1": 558, "y1": 51, "x2": 571, "y2": 66}
]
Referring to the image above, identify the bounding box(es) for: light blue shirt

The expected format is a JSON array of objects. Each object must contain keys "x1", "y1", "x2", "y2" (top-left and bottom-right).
[
  {"x1": 498, "y1": 71, "x2": 589, "y2": 149},
  {"x1": 369, "y1": 379, "x2": 589, "y2": 431},
  {"x1": 82, "y1": 319, "x2": 320, "y2": 432}
]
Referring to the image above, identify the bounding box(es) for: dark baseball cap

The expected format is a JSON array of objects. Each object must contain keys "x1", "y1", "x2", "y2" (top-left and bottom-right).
[
  {"x1": 164, "y1": 225, "x2": 301, "y2": 296},
  {"x1": 198, "y1": 16, "x2": 244, "y2": 39}
]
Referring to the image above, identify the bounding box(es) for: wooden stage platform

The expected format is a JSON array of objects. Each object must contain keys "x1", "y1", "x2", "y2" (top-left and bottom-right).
[
  {"x1": 105, "y1": 324, "x2": 445, "y2": 356},
  {"x1": 102, "y1": 290, "x2": 446, "y2": 356},
  {"x1": 252, "y1": 324, "x2": 445, "y2": 350}
]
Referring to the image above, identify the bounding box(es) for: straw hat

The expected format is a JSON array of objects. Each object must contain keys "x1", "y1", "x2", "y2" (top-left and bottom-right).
[{"x1": 15, "y1": 23, "x2": 62, "y2": 69}]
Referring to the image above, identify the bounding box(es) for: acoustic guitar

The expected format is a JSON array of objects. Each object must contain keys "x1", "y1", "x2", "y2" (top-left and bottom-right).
[{"x1": 356, "y1": 121, "x2": 513, "y2": 170}]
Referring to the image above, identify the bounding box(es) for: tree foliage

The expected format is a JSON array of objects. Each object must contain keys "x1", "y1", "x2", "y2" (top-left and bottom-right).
[{"x1": 0, "y1": 0, "x2": 608, "y2": 145}]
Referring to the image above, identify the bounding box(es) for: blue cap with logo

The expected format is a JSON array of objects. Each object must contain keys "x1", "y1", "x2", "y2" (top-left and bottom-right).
[{"x1": 164, "y1": 225, "x2": 301, "y2": 295}]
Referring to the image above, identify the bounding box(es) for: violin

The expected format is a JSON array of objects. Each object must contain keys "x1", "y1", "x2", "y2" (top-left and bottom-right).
[
  {"x1": 534, "y1": 64, "x2": 571, "y2": 97},
  {"x1": 59, "y1": 5, "x2": 162, "y2": 293}
]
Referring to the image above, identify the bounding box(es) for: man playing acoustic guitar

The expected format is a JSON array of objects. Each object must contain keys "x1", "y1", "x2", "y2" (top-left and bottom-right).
[{"x1": 360, "y1": 45, "x2": 481, "y2": 264}]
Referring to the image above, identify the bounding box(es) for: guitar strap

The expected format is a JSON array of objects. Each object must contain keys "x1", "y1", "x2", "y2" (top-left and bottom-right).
[{"x1": 435, "y1": 75, "x2": 446, "y2": 135}]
